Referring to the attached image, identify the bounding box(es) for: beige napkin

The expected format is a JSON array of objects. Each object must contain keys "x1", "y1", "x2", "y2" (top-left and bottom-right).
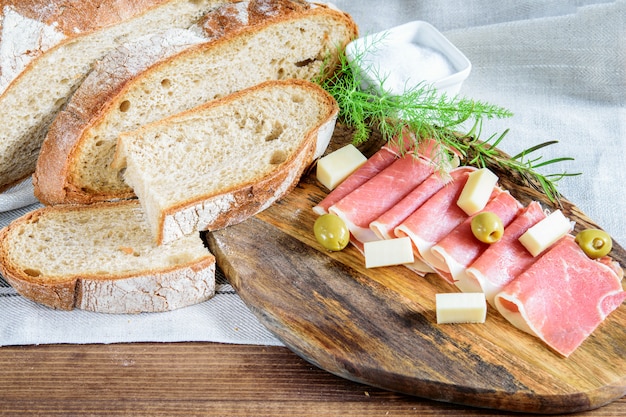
[{"x1": 0, "y1": 178, "x2": 38, "y2": 213}]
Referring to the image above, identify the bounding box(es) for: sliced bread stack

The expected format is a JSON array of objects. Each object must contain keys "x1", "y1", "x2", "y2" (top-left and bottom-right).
[
  {"x1": 113, "y1": 79, "x2": 339, "y2": 245},
  {"x1": 33, "y1": 0, "x2": 357, "y2": 205},
  {"x1": 0, "y1": 0, "x2": 355, "y2": 312},
  {"x1": 0, "y1": 0, "x2": 233, "y2": 192}
]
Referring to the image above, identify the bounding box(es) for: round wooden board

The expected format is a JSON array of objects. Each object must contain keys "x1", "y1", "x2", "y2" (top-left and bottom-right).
[{"x1": 205, "y1": 126, "x2": 626, "y2": 414}]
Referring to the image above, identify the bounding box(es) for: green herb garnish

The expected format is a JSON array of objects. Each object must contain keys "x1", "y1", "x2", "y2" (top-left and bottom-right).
[
  {"x1": 457, "y1": 123, "x2": 581, "y2": 203},
  {"x1": 316, "y1": 41, "x2": 579, "y2": 204}
]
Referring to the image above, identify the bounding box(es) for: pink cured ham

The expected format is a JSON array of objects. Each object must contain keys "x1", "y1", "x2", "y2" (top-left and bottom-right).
[
  {"x1": 394, "y1": 167, "x2": 476, "y2": 283},
  {"x1": 429, "y1": 191, "x2": 522, "y2": 289},
  {"x1": 312, "y1": 134, "x2": 454, "y2": 215},
  {"x1": 370, "y1": 172, "x2": 449, "y2": 240},
  {"x1": 494, "y1": 234, "x2": 626, "y2": 357},
  {"x1": 313, "y1": 130, "x2": 418, "y2": 215},
  {"x1": 329, "y1": 154, "x2": 434, "y2": 243},
  {"x1": 416, "y1": 136, "x2": 463, "y2": 170},
  {"x1": 312, "y1": 146, "x2": 398, "y2": 215},
  {"x1": 465, "y1": 201, "x2": 547, "y2": 306}
]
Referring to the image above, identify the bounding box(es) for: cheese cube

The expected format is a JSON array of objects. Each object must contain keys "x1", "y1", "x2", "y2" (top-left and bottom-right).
[
  {"x1": 436, "y1": 293, "x2": 487, "y2": 324},
  {"x1": 316, "y1": 144, "x2": 367, "y2": 190},
  {"x1": 364, "y1": 237, "x2": 414, "y2": 268},
  {"x1": 456, "y1": 168, "x2": 498, "y2": 215},
  {"x1": 519, "y1": 209, "x2": 571, "y2": 257}
]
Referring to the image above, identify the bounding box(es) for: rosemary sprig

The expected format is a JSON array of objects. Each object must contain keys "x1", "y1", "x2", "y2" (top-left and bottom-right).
[
  {"x1": 319, "y1": 43, "x2": 512, "y2": 145},
  {"x1": 316, "y1": 41, "x2": 579, "y2": 203},
  {"x1": 456, "y1": 124, "x2": 581, "y2": 203}
]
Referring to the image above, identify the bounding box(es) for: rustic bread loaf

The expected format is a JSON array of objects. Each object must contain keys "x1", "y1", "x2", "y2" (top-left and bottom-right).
[
  {"x1": 113, "y1": 79, "x2": 338, "y2": 245},
  {"x1": 33, "y1": 0, "x2": 357, "y2": 205},
  {"x1": 0, "y1": 0, "x2": 231, "y2": 192},
  {"x1": 0, "y1": 200, "x2": 215, "y2": 313}
]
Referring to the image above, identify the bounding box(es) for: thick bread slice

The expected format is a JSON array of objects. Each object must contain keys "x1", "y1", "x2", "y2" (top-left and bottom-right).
[
  {"x1": 113, "y1": 79, "x2": 338, "y2": 245},
  {"x1": 33, "y1": 0, "x2": 357, "y2": 205},
  {"x1": 0, "y1": 200, "x2": 215, "y2": 313},
  {"x1": 0, "y1": 0, "x2": 232, "y2": 192}
]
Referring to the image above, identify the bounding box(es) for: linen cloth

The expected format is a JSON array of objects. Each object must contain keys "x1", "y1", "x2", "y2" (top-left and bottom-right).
[{"x1": 0, "y1": 0, "x2": 624, "y2": 346}]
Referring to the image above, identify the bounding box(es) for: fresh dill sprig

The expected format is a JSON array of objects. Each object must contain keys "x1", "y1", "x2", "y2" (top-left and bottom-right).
[
  {"x1": 319, "y1": 41, "x2": 512, "y2": 145},
  {"x1": 316, "y1": 40, "x2": 579, "y2": 203}
]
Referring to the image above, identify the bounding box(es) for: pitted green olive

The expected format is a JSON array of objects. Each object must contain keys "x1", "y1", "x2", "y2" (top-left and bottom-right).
[
  {"x1": 314, "y1": 214, "x2": 350, "y2": 251},
  {"x1": 471, "y1": 211, "x2": 504, "y2": 244},
  {"x1": 575, "y1": 229, "x2": 612, "y2": 259}
]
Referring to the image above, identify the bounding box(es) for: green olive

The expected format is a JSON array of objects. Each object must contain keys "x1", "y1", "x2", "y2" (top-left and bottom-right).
[
  {"x1": 471, "y1": 211, "x2": 504, "y2": 244},
  {"x1": 314, "y1": 214, "x2": 350, "y2": 251},
  {"x1": 575, "y1": 229, "x2": 612, "y2": 259}
]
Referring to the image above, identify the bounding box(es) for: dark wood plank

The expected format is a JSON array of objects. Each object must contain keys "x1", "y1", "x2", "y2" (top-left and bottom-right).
[
  {"x1": 205, "y1": 125, "x2": 626, "y2": 414},
  {"x1": 1, "y1": 343, "x2": 624, "y2": 416}
]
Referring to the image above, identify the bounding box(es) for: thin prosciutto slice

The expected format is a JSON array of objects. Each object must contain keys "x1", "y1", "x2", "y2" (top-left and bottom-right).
[
  {"x1": 394, "y1": 167, "x2": 476, "y2": 283},
  {"x1": 313, "y1": 130, "x2": 419, "y2": 215},
  {"x1": 329, "y1": 154, "x2": 434, "y2": 243},
  {"x1": 313, "y1": 146, "x2": 398, "y2": 215},
  {"x1": 494, "y1": 234, "x2": 626, "y2": 357},
  {"x1": 465, "y1": 201, "x2": 547, "y2": 306},
  {"x1": 312, "y1": 134, "x2": 454, "y2": 215},
  {"x1": 370, "y1": 171, "x2": 449, "y2": 240},
  {"x1": 429, "y1": 190, "x2": 522, "y2": 289}
]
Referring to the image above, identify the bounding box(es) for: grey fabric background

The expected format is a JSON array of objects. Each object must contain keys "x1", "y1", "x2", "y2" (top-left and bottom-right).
[{"x1": 0, "y1": 0, "x2": 624, "y2": 346}]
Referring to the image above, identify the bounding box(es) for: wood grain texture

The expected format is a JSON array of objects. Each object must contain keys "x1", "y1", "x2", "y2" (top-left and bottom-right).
[
  {"x1": 1, "y1": 342, "x2": 625, "y2": 417},
  {"x1": 205, "y1": 125, "x2": 626, "y2": 414}
]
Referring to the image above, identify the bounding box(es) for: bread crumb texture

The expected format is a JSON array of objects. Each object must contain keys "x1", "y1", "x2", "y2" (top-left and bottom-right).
[
  {"x1": 61, "y1": 1, "x2": 355, "y2": 199},
  {"x1": 0, "y1": 0, "x2": 229, "y2": 191},
  {"x1": 3, "y1": 202, "x2": 210, "y2": 280},
  {"x1": 126, "y1": 90, "x2": 318, "y2": 203}
]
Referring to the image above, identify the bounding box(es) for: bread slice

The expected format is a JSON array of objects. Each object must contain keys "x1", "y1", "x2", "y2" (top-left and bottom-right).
[
  {"x1": 0, "y1": 0, "x2": 232, "y2": 192},
  {"x1": 0, "y1": 200, "x2": 215, "y2": 313},
  {"x1": 33, "y1": 0, "x2": 357, "y2": 205},
  {"x1": 113, "y1": 79, "x2": 338, "y2": 245}
]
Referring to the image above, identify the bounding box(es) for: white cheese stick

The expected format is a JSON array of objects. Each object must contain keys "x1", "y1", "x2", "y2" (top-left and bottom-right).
[
  {"x1": 518, "y1": 209, "x2": 572, "y2": 257},
  {"x1": 364, "y1": 237, "x2": 414, "y2": 268},
  {"x1": 456, "y1": 168, "x2": 498, "y2": 215},
  {"x1": 436, "y1": 293, "x2": 487, "y2": 324},
  {"x1": 316, "y1": 144, "x2": 367, "y2": 190}
]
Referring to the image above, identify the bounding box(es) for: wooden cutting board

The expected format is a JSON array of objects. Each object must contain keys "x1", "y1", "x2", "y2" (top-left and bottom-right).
[{"x1": 205, "y1": 126, "x2": 626, "y2": 414}]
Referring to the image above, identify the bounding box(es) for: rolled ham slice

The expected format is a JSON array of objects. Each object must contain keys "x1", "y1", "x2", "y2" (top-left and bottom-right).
[
  {"x1": 494, "y1": 234, "x2": 626, "y2": 357},
  {"x1": 329, "y1": 154, "x2": 434, "y2": 243},
  {"x1": 370, "y1": 171, "x2": 447, "y2": 240},
  {"x1": 394, "y1": 167, "x2": 476, "y2": 283},
  {"x1": 429, "y1": 190, "x2": 522, "y2": 289},
  {"x1": 313, "y1": 134, "x2": 454, "y2": 215},
  {"x1": 313, "y1": 146, "x2": 398, "y2": 215},
  {"x1": 313, "y1": 130, "x2": 419, "y2": 215},
  {"x1": 465, "y1": 201, "x2": 547, "y2": 305}
]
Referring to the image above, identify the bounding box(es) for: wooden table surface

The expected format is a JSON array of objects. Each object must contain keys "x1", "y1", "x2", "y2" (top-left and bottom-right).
[{"x1": 0, "y1": 342, "x2": 623, "y2": 416}]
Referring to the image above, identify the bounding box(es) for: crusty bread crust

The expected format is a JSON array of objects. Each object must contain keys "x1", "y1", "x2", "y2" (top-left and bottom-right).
[
  {"x1": 199, "y1": 0, "x2": 309, "y2": 38},
  {"x1": 0, "y1": 0, "x2": 172, "y2": 38},
  {"x1": 0, "y1": 200, "x2": 216, "y2": 313},
  {"x1": 33, "y1": 1, "x2": 357, "y2": 205},
  {"x1": 0, "y1": 0, "x2": 174, "y2": 92},
  {"x1": 159, "y1": 84, "x2": 338, "y2": 245},
  {"x1": 0, "y1": 0, "x2": 231, "y2": 192}
]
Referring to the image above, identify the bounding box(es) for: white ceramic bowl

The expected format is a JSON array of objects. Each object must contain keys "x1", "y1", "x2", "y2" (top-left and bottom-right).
[{"x1": 345, "y1": 21, "x2": 471, "y2": 97}]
